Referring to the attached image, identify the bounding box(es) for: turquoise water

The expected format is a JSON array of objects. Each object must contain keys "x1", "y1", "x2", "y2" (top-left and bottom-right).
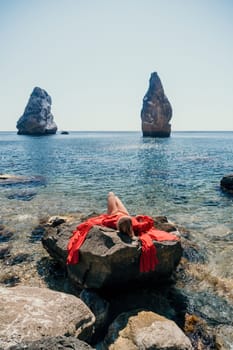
[
  {"x1": 1, "y1": 131, "x2": 233, "y2": 284},
  {"x1": 1, "y1": 130, "x2": 233, "y2": 347}
]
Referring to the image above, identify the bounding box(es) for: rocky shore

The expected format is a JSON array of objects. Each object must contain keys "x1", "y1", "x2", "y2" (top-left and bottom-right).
[{"x1": 1, "y1": 212, "x2": 233, "y2": 349}]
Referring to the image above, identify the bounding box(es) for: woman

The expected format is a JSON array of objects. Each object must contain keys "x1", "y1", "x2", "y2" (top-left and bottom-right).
[
  {"x1": 106, "y1": 191, "x2": 135, "y2": 238},
  {"x1": 67, "y1": 192, "x2": 179, "y2": 272}
]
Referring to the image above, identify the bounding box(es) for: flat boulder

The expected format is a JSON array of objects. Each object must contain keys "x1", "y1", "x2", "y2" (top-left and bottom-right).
[
  {"x1": 42, "y1": 215, "x2": 182, "y2": 290},
  {"x1": 0, "y1": 286, "x2": 95, "y2": 349}
]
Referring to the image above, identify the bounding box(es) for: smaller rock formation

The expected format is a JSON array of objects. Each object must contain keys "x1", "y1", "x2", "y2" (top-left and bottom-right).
[
  {"x1": 141, "y1": 72, "x2": 172, "y2": 137},
  {"x1": 220, "y1": 174, "x2": 233, "y2": 194},
  {"x1": 16, "y1": 87, "x2": 57, "y2": 135}
]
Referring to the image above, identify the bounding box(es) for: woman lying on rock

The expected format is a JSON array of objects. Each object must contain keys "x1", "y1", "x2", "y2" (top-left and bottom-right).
[{"x1": 67, "y1": 192, "x2": 179, "y2": 272}]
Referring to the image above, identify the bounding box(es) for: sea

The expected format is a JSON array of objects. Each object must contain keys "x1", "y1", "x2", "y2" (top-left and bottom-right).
[{"x1": 1, "y1": 130, "x2": 233, "y2": 345}]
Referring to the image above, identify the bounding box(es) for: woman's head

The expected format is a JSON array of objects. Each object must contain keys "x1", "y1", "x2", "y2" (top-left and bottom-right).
[{"x1": 117, "y1": 216, "x2": 134, "y2": 238}]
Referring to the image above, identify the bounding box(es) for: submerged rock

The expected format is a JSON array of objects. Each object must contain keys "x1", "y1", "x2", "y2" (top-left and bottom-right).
[
  {"x1": 141, "y1": 72, "x2": 172, "y2": 137},
  {"x1": 0, "y1": 174, "x2": 46, "y2": 186},
  {"x1": 0, "y1": 286, "x2": 95, "y2": 349},
  {"x1": 16, "y1": 87, "x2": 57, "y2": 135},
  {"x1": 41, "y1": 215, "x2": 182, "y2": 290},
  {"x1": 6, "y1": 189, "x2": 37, "y2": 201}
]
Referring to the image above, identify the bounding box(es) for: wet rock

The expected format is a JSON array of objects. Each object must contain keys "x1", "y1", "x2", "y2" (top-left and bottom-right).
[
  {"x1": 1, "y1": 274, "x2": 20, "y2": 286},
  {"x1": 0, "y1": 286, "x2": 95, "y2": 349},
  {"x1": 0, "y1": 174, "x2": 46, "y2": 187},
  {"x1": 180, "y1": 290, "x2": 233, "y2": 326},
  {"x1": 29, "y1": 226, "x2": 46, "y2": 243},
  {"x1": 0, "y1": 229, "x2": 14, "y2": 243},
  {"x1": 80, "y1": 289, "x2": 110, "y2": 339},
  {"x1": 48, "y1": 216, "x2": 66, "y2": 227},
  {"x1": 181, "y1": 239, "x2": 207, "y2": 264},
  {"x1": 4, "y1": 253, "x2": 33, "y2": 266},
  {"x1": 6, "y1": 189, "x2": 37, "y2": 201},
  {"x1": 141, "y1": 72, "x2": 172, "y2": 137},
  {"x1": 184, "y1": 313, "x2": 216, "y2": 350},
  {"x1": 210, "y1": 231, "x2": 233, "y2": 242},
  {"x1": 7, "y1": 336, "x2": 95, "y2": 350},
  {"x1": 220, "y1": 174, "x2": 233, "y2": 194},
  {"x1": 0, "y1": 246, "x2": 11, "y2": 260},
  {"x1": 16, "y1": 87, "x2": 57, "y2": 135},
  {"x1": 41, "y1": 216, "x2": 182, "y2": 290},
  {"x1": 100, "y1": 310, "x2": 192, "y2": 350}
]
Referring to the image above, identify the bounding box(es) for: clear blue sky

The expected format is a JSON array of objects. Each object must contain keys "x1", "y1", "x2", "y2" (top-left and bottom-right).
[{"x1": 1, "y1": 0, "x2": 233, "y2": 131}]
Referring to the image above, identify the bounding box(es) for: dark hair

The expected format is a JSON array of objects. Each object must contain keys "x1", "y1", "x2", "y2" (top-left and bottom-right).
[{"x1": 117, "y1": 216, "x2": 132, "y2": 236}]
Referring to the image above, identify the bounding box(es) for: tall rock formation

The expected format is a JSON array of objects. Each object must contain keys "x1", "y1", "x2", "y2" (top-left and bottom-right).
[
  {"x1": 16, "y1": 87, "x2": 58, "y2": 135},
  {"x1": 141, "y1": 72, "x2": 172, "y2": 137}
]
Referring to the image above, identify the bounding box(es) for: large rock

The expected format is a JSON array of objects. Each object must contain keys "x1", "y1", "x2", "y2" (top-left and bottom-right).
[
  {"x1": 141, "y1": 72, "x2": 172, "y2": 137},
  {"x1": 100, "y1": 310, "x2": 193, "y2": 350},
  {"x1": 0, "y1": 286, "x2": 95, "y2": 349},
  {"x1": 41, "y1": 215, "x2": 182, "y2": 290},
  {"x1": 16, "y1": 87, "x2": 57, "y2": 135}
]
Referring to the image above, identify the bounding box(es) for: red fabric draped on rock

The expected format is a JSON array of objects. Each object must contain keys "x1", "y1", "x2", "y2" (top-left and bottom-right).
[{"x1": 67, "y1": 213, "x2": 178, "y2": 272}]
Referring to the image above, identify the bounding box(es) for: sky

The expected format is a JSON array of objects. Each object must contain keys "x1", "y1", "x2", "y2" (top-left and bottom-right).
[{"x1": 0, "y1": 0, "x2": 233, "y2": 132}]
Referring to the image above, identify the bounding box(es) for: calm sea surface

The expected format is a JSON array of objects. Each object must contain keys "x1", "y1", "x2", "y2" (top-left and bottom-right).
[{"x1": 1, "y1": 131, "x2": 233, "y2": 292}]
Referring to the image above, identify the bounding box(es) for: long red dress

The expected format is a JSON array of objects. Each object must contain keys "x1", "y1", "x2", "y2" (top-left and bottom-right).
[{"x1": 67, "y1": 213, "x2": 178, "y2": 272}]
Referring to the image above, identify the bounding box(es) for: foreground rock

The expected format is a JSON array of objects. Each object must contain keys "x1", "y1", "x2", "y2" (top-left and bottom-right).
[
  {"x1": 100, "y1": 310, "x2": 192, "y2": 350},
  {"x1": 7, "y1": 336, "x2": 95, "y2": 350},
  {"x1": 0, "y1": 286, "x2": 95, "y2": 349},
  {"x1": 42, "y1": 215, "x2": 182, "y2": 289},
  {"x1": 141, "y1": 72, "x2": 172, "y2": 137},
  {"x1": 220, "y1": 174, "x2": 233, "y2": 194},
  {"x1": 16, "y1": 87, "x2": 57, "y2": 135}
]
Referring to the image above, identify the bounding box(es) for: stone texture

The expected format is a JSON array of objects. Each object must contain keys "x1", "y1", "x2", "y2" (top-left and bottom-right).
[
  {"x1": 7, "y1": 336, "x2": 95, "y2": 350},
  {"x1": 220, "y1": 174, "x2": 233, "y2": 194},
  {"x1": 80, "y1": 289, "x2": 110, "y2": 336},
  {"x1": 16, "y1": 87, "x2": 57, "y2": 135},
  {"x1": 41, "y1": 215, "x2": 182, "y2": 290},
  {"x1": 0, "y1": 286, "x2": 95, "y2": 349},
  {"x1": 141, "y1": 72, "x2": 172, "y2": 137},
  {"x1": 101, "y1": 310, "x2": 192, "y2": 350},
  {"x1": 214, "y1": 325, "x2": 233, "y2": 350}
]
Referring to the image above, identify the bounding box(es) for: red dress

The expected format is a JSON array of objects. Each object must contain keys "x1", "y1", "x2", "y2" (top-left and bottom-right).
[{"x1": 67, "y1": 213, "x2": 178, "y2": 272}]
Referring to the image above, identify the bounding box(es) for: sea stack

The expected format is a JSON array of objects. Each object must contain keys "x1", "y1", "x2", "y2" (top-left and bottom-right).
[
  {"x1": 16, "y1": 87, "x2": 58, "y2": 135},
  {"x1": 141, "y1": 72, "x2": 172, "y2": 137}
]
